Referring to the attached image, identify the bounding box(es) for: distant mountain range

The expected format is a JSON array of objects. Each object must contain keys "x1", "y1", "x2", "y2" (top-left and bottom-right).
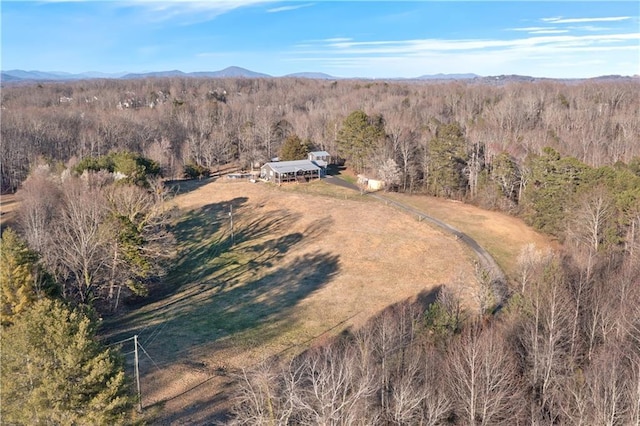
[
  {"x1": 0, "y1": 66, "x2": 481, "y2": 83},
  {"x1": 1, "y1": 66, "x2": 637, "y2": 84},
  {"x1": 120, "y1": 66, "x2": 272, "y2": 80},
  {"x1": 1, "y1": 67, "x2": 324, "y2": 82},
  {"x1": 1, "y1": 69, "x2": 129, "y2": 81}
]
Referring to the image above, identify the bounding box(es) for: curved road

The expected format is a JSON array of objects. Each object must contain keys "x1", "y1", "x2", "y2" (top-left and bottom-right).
[{"x1": 325, "y1": 175, "x2": 507, "y2": 308}]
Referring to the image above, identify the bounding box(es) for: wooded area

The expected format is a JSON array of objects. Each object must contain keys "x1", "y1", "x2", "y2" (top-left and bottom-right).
[
  {"x1": 231, "y1": 239, "x2": 640, "y2": 424},
  {"x1": 1, "y1": 76, "x2": 639, "y2": 424},
  {"x1": 3, "y1": 77, "x2": 639, "y2": 256},
  {"x1": 2, "y1": 77, "x2": 638, "y2": 191}
]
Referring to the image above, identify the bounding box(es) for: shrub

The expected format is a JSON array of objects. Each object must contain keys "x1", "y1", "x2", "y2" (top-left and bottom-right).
[{"x1": 183, "y1": 163, "x2": 211, "y2": 180}]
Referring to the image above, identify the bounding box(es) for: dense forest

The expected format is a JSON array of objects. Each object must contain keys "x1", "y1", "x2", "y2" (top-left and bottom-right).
[
  {"x1": 1, "y1": 76, "x2": 639, "y2": 424},
  {"x1": 2, "y1": 77, "x2": 639, "y2": 190}
]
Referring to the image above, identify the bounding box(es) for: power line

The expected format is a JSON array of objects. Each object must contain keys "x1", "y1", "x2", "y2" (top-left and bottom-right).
[
  {"x1": 138, "y1": 341, "x2": 162, "y2": 372},
  {"x1": 106, "y1": 336, "x2": 136, "y2": 347},
  {"x1": 110, "y1": 333, "x2": 163, "y2": 411},
  {"x1": 142, "y1": 319, "x2": 170, "y2": 347}
]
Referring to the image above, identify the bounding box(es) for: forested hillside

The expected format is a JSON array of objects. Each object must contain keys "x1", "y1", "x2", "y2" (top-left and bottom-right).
[
  {"x1": 1, "y1": 76, "x2": 639, "y2": 424},
  {"x1": 2, "y1": 77, "x2": 638, "y2": 192}
]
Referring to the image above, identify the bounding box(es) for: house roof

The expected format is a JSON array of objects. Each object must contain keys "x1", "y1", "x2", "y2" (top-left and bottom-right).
[
  {"x1": 309, "y1": 151, "x2": 331, "y2": 157},
  {"x1": 262, "y1": 160, "x2": 320, "y2": 174}
]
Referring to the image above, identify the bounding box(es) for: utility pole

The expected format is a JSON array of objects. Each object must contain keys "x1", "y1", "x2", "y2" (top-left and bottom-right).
[
  {"x1": 229, "y1": 204, "x2": 234, "y2": 246},
  {"x1": 134, "y1": 335, "x2": 142, "y2": 412}
]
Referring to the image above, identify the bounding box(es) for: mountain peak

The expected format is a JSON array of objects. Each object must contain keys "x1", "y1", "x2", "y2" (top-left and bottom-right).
[
  {"x1": 284, "y1": 72, "x2": 337, "y2": 80},
  {"x1": 416, "y1": 73, "x2": 479, "y2": 80}
]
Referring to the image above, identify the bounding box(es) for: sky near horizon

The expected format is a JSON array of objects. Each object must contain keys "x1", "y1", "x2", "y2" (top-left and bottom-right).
[{"x1": 1, "y1": 1, "x2": 639, "y2": 79}]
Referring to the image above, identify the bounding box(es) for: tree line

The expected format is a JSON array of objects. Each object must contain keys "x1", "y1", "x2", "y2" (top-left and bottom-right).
[
  {"x1": 3, "y1": 77, "x2": 638, "y2": 247},
  {"x1": 2, "y1": 77, "x2": 638, "y2": 193},
  {"x1": 1, "y1": 157, "x2": 172, "y2": 424},
  {"x1": 336, "y1": 110, "x2": 640, "y2": 257}
]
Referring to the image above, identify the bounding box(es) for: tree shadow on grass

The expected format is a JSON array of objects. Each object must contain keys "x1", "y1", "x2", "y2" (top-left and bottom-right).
[
  {"x1": 134, "y1": 249, "x2": 339, "y2": 422},
  {"x1": 103, "y1": 195, "x2": 339, "y2": 367},
  {"x1": 117, "y1": 197, "x2": 249, "y2": 308},
  {"x1": 170, "y1": 196, "x2": 249, "y2": 246},
  {"x1": 112, "y1": 250, "x2": 339, "y2": 367},
  {"x1": 165, "y1": 177, "x2": 217, "y2": 196}
]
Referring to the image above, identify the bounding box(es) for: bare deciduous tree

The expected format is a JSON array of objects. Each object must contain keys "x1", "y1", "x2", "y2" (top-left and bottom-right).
[
  {"x1": 51, "y1": 177, "x2": 109, "y2": 302},
  {"x1": 517, "y1": 257, "x2": 573, "y2": 423},
  {"x1": 585, "y1": 348, "x2": 629, "y2": 426},
  {"x1": 102, "y1": 182, "x2": 175, "y2": 309},
  {"x1": 231, "y1": 362, "x2": 298, "y2": 426},
  {"x1": 17, "y1": 164, "x2": 61, "y2": 258},
  {"x1": 447, "y1": 323, "x2": 524, "y2": 425},
  {"x1": 296, "y1": 344, "x2": 376, "y2": 425},
  {"x1": 389, "y1": 345, "x2": 451, "y2": 425},
  {"x1": 567, "y1": 186, "x2": 613, "y2": 255}
]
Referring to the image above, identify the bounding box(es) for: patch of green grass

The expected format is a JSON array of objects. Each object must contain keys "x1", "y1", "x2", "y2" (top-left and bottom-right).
[
  {"x1": 278, "y1": 179, "x2": 369, "y2": 201},
  {"x1": 339, "y1": 174, "x2": 357, "y2": 185}
]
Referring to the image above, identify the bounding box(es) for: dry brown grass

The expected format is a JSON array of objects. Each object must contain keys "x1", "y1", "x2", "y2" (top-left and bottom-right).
[
  {"x1": 383, "y1": 193, "x2": 558, "y2": 280},
  {"x1": 110, "y1": 179, "x2": 480, "y2": 423}
]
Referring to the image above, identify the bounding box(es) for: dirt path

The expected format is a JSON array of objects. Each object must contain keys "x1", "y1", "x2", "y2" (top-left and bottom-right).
[
  {"x1": 368, "y1": 193, "x2": 508, "y2": 306},
  {"x1": 324, "y1": 176, "x2": 508, "y2": 307}
]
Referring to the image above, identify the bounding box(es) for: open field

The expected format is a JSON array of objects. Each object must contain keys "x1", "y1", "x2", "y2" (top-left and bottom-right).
[
  {"x1": 383, "y1": 193, "x2": 558, "y2": 281},
  {"x1": 104, "y1": 178, "x2": 483, "y2": 423}
]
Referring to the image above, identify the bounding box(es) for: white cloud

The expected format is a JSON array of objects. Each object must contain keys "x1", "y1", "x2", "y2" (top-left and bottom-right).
[
  {"x1": 130, "y1": 0, "x2": 269, "y2": 7},
  {"x1": 292, "y1": 46, "x2": 635, "y2": 78},
  {"x1": 508, "y1": 27, "x2": 570, "y2": 35},
  {"x1": 267, "y1": 3, "x2": 314, "y2": 13},
  {"x1": 123, "y1": 0, "x2": 277, "y2": 23},
  {"x1": 289, "y1": 31, "x2": 640, "y2": 78},
  {"x1": 293, "y1": 37, "x2": 352, "y2": 49},
  {"x1": 316, "y1": 33, "x2": 640, "y2": 55},
  {"x1": 529, "y1": 30, "x2": 570, "y2": 34},
  {"x1": 322, "y1": 37, "x2": 352, "y2": 43},
  {"x1": 542, "y1": 16, "x2": 631, "y2": 24},
  {"x1": 509, "y1": 27, "x2": 554, "y2": 32},
  {"x1": 568, "y1": 25, "x2": 608, "y2": 32}
]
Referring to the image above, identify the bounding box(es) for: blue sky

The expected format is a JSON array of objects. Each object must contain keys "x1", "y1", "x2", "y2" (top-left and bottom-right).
[{"x1": 2, "y1": 1, "x2": 639, "y2": 78}]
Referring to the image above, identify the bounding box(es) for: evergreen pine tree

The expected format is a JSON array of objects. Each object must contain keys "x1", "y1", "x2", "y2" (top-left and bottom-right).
[
  {"x1": 0, "y1": 299, "x2": 133, "y2": 425},
  {"x1": 279, "y1": 134, "x2": 311, "y2": 161},
  {"x1": 337, "y1": 110, "x2": 386, "y2": 173},
  {"x1": 427, "y1": 122, "x2": 469, "y2": 198},
  {"x1": 1, "y1": 228, "x2": 56, "y2": 325}
]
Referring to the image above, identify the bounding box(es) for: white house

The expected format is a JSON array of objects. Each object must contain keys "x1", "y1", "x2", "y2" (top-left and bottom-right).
[
  {"x1": 308, "y1": 151, "x2": 331, "y2": 169},
  {"x1": 260, "y1": 160, "x2": 321, "y2": 184}
]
